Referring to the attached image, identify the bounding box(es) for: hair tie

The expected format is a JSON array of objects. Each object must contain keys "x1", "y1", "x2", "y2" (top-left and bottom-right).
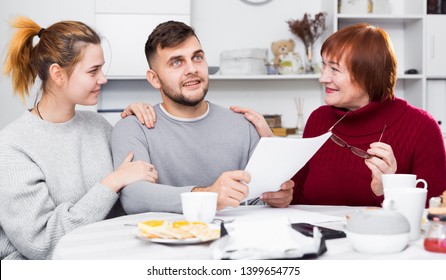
[{"x1": 37, "y1": 28, "x2": 45, "y2": 38}]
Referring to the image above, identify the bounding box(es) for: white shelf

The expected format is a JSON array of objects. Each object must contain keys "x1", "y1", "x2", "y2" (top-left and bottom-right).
[
  {"x1": 427, "y1": 76, "x2": 446, "y2": 79},
  {"x1": 398, "y1": 74, "x2": 424, "y2": 80},
  {"x1": 209, "y1": 74, "x2": 320, "y2": 80},
  {"x1": 337, "y1": 14, "x2": 424, "y2": 24},
  {"x1": 105, "y1": 74, "x2": 422, "y2": 81},
  {"x1": 104, "y1": 74, "x2": 322, "y2": 81}
]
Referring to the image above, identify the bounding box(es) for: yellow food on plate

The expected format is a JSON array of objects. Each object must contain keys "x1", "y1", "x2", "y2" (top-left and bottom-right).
[
  {"x1": 172, "y1": 220, "x2": 207, "y2": 228},
  {"x1": 182, "y1": 222, "x2": 220, "y2": 242},
  {"x1": 138, "y1": 220, "x2": 193, "y2": 239},
  {"x1": 137, "y1": 219, "x2": 220, "y2": 241},
  {"x1": 138, "y1": 220, "x2": 168, "y2": 239},
  {"x1": 172, "y1": 220, "x2": 191, "y2": 228},
  {"x1": 141, "y1": 220, "x2": 165, "y2": 227}
]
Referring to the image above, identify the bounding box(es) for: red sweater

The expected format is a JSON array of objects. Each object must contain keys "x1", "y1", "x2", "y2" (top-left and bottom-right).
[{"x1": 292, "y1": 98, "x2": 446, "y2": 207}]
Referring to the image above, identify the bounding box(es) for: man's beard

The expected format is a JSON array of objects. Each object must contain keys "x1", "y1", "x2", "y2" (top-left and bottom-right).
[{"x1": 159, "y1": 77, "x2": 209, "y2": 107}]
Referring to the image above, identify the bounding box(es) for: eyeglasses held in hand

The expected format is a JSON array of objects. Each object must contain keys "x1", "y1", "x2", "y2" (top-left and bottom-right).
[
  {"x1": 329, "y1": 133, "x2": 372, "y2": 159},
  {"x1": 328, "y1": 112, "x2": 386, "y2": 159}
]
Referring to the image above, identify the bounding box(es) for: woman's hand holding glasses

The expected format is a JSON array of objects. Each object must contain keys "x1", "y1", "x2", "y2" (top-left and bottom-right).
[
  {"x1": 365, "y1": 142, "x2": 397, "y2": 196},
  {"x1": 329, "y1": 112, "x2": 397, "y2": 196}
]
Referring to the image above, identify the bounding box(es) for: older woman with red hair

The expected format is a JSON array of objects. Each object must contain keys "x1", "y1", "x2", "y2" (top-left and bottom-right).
[{"x1": 233, "y1": 23, "x2": 446, "y2": 207}]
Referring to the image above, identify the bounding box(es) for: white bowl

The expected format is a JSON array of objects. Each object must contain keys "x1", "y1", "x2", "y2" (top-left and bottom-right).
[
  {"x1": 346, "y1": 209, "x2": 410, "y2": 254},
  {"x1": 346, "y1": 231, "x2": 409, "y2": 254}
]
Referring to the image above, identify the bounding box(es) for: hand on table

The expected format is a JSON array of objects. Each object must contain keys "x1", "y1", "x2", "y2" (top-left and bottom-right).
[
  {"x1": 261, "y1": 180, "x2": 294, "y2": 208},
  {"x1": 365, "y1": 142, "x2": 397, "y2": 196}
]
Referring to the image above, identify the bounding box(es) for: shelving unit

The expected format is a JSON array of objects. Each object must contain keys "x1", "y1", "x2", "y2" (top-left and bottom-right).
[
  {"x1": 425, "y1": 15, "x2": 446, "y2": 78},
  {"x1": 425, "y1": 14, "x2": 446, "y2": 135}
]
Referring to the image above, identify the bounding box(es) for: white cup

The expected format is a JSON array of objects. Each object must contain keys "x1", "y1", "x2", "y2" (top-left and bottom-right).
[
  {"x1": 382, "y1": 174, "x2": 427, "y2": 193},
  {"x1": 383, "y1": 187, "x2": 427, "y2": 240},
  {"x1": 181, "y1": 192, "x2": 218, "y2": 223}
]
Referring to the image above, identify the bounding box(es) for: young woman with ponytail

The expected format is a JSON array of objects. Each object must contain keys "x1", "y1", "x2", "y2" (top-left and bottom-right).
[{"x1": 0, "y1": 17, "x2": 158, "y2": 259}]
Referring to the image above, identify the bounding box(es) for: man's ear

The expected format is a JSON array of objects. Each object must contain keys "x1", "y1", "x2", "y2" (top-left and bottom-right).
[
  {"x1": 48, "y1": 63, "x2": 66, "y2": 86},
  {"x1": 146, "y1": 69, "x2": 161, "y2": 89}
]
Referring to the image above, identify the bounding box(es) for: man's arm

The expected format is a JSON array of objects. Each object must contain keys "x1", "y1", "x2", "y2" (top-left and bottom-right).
[{"x1": 111, "y1": 116, "x2": 193, "y2": 214}]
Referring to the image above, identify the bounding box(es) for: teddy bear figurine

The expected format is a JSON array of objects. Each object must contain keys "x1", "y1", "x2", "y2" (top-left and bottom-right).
[
  {"x1": 271, "y1": 39, "x2": 295, "y2": 66},
  {"x1": 271, "y1": 39, "x2": 303, "y2": 74}
]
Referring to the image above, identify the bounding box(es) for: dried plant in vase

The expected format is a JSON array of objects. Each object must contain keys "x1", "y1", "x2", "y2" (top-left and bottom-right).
[{"x1": 287, "y1": 12, "x2": 327, "y2": 73}]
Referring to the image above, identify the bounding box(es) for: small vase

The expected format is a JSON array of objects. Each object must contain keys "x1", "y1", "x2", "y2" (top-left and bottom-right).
[
  {"x1": 304, "y1": 44, "x2": 315, "y2": 74},
  {"x1": 297, "y1": 113, "x2": 305, "y2": 134},
  {"x1": 295, "y1": 97, "x2": 305, "y2": 134}
]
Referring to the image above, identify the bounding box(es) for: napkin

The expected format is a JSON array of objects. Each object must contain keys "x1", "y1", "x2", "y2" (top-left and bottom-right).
[{"x1": 211, "y1": 217, "x2": 324, "y2": 260}]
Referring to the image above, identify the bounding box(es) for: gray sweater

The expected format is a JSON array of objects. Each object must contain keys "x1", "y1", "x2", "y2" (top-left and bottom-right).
[
  {"x1": 111, "y1": 103, "x2": 260, "y2": 214},
  {"x1": 0, "y1": 110, "x2": 124, "y2": 260}
]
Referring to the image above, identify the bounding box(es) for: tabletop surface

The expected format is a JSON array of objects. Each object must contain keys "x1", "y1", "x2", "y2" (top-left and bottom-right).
[{"x1": 52, "y1": 205, "x2": 446, "y2": 260}]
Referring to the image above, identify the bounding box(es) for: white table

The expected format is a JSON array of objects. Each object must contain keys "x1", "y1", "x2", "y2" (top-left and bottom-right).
[{"x1": 52, "y1": 205, "x2": 445, "y2": 260}]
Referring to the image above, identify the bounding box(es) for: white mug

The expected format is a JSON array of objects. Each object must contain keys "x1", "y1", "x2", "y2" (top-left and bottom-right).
[
  {"x1": 382, "y1": 174, "x2": 427, "y2": 193},
  {"x1": 383, "y1": 187, "x2": 428, "y2": 240},
  {"x1": 181, "y1": 192, "x2": 218, "y2": 223}
]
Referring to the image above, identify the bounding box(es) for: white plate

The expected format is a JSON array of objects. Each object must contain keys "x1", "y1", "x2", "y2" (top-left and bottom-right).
[
  {"x1": 145, "y1": 237, "x2": 204, "y2": 245},
  {"x1": 134, "y1": 226, "x2": 219, "y2": 245}
]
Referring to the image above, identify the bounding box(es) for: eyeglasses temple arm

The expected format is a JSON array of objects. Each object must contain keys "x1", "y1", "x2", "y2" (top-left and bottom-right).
[
  {"x1": 328, "y1": 111, "x2": 351, "y2": 133},
  {"x1": 378, "y1": 125, "x2": 387, "y2": 142}
]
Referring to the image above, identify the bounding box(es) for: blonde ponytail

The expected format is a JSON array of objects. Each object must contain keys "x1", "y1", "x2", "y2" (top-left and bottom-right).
[{"x1": 3, "y1": 17, "x2": 41, "y2": 103}]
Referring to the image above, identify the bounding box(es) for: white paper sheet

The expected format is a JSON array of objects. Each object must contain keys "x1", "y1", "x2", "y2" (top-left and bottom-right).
[
  {"x1": 244, "y1": 132, "x2": 332, "y2": 201},
  {"x1": 217, "y1": 205, "x2": 343, "y2": 224},
  {"x1": 211, "y1": 216, "x2": 320, "y2": 260}
]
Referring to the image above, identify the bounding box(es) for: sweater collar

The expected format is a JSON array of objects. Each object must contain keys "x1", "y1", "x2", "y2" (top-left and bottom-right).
[
  {"x1": 24, "y1": 109, "x2": 80, "y2": 132},
  {"x1": 329, "y1": 98, "x2": 408, "y2": 137},
  {"x1": 158, "y1": 102, "x2": 210, "y2": 122}
]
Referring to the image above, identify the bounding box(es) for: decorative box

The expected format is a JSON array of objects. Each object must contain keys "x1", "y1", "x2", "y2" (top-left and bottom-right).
[
  {"x1": 271, "y1": 127, "x2": 297, "y2": 137},
  {"x1": 220, "y1": 48, "x2": 267, "y2": 75},
  {"x1": 263, "y1": 114, "x2": 282, "y2": 128},
  {"x1": 340, "y1": 0, "x2": 371, "y2": 14}
]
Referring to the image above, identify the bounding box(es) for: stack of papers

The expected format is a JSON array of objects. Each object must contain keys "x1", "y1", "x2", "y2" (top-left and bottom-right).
[{"x1": 211, "y1": 217, "x2": 323, "y2": 260}]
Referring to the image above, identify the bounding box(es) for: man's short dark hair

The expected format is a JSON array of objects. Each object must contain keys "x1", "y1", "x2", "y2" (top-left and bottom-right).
[{"x1": 145, "y1": 21, "x2": 198, "y2": 68}]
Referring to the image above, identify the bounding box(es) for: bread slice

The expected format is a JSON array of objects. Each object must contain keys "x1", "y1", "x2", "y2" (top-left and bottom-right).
[{"x1": 137, "y1": 219, "x2": 220, "y2": 241}]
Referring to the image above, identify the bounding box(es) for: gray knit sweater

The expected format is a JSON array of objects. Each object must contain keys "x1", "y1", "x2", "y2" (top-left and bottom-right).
[
  {"x1": 111, "y1": 102, "x2": 260, "y2": 214},
  {"x1": 0, "y1": 110, "x2": 124, "y2": 260}
]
